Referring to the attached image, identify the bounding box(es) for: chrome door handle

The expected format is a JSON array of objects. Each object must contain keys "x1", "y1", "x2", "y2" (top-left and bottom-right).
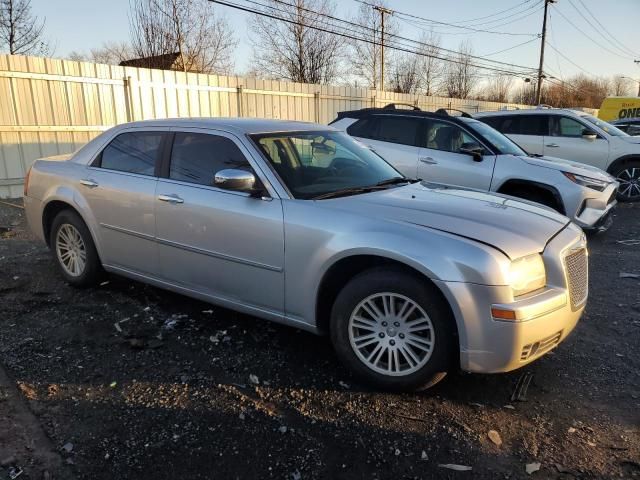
[
  {"x1": 158, "y1": 194, "x2": 184, "y2": 204},
  {"x1": 419, "y1": 156, "x2": 438, "y2": 164},
  {"x1": 546, "y1": 143, "x2": 559, "y2": 148},
  {"x1": 80, "y1": 179, "x2": 99, "y2": 188}
]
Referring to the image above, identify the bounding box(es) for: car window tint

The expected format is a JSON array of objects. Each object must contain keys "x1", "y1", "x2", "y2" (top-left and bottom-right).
[
  {"x1": 371, "y1": 116, "x2": 419, "y2": 146},
  {"x1": 552, "y1": 116, "x2": 585, "y2": 137},
  {"x1": 346, "y1": 118, "x2": 377, "y2": 138},
  {"x1": 169, "y1": 133, "x2": 251, "y2": 186},
  {"x1": 478, "y1": 116, "x2": 502, "y2": 129},
  {"x1": 99, "y1": 132, "x2": 163, "y2": 176},
  {"x1": 423, "y1": 120, "x2": 475, "y2": 153},
  {"x1": 495, "y1": 115, "x2": 544, "y2": 135}
]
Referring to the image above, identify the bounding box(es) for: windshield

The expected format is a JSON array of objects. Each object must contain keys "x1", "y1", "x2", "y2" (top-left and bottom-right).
[
  {"x1": 463, "y1": 119, "x2": 527, "y2": 156},
  {"x1": 581, "y1": 115, "x2": 628, "y2": 137},
  {"x1": 251, "y1": 131, "x2": 405, "y2": 199}
]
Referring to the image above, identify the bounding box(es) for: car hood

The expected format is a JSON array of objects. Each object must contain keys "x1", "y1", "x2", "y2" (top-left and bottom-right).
[
  {"x1": 517, "y1": 154, "x2": 613, "y2": 181},
  {"x1": 329, "y1": 183, "x2": 569, "y2": 259},
  {"x1": 618, "y1": 135, "x2": 640, "y2": 145}
]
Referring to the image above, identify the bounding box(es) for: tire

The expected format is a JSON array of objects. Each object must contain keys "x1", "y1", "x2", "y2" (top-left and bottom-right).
[
  {"x1": 330, "y1": 267, "x2": 455, "y2": 391},
  {"x1": 611, "y1": 161, "x2": 640, "y2": 202},
  {"x1": 50, "y1": 209, "x2": 103, "y2": 287}
]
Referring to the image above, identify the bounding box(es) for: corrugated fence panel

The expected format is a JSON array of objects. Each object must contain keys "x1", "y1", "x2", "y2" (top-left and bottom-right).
[{"x1": 0, "y1": 53, "x2": 532, "y2": 197}]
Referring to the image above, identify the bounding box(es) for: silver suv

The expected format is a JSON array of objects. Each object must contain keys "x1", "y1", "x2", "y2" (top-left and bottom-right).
[
  {"x1": 475, "y1": 107, "x2": 640, "y2": 201},
  {"x1": 331, "y1": 106, "x2": 618, "y2": 231}
]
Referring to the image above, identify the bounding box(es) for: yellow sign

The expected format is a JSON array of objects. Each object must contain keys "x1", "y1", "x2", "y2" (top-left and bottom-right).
[{"x1": 598, "y1": 97, "x2": 640, "y2": 121}]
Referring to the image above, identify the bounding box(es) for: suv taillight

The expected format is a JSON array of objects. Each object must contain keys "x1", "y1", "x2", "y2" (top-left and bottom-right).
[{"x1": 23, "y1": 166, "x2": 32, "y2": 197}]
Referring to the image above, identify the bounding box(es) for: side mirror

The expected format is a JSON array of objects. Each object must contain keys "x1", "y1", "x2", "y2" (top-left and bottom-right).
[
  {"x1": 581, "y1": 129, "x2": 597, "y2": 140},
  {"x1": 459, "y1": 142, "x2": 484, "y2": 162},
  {"x1": 214, "y1": 169, "x2": 257, "y2": 193}
]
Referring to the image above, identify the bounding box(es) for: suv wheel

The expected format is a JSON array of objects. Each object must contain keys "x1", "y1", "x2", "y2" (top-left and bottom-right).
[
  {"x1": 50, "y1": 210, "x2": 103, "y2": 286},
  {"x1": 330, "y1": 267, "x2": 455, "y2": 391},
  {"x1": 613, "y1": 162, "x2": 640, "y2": 202}
]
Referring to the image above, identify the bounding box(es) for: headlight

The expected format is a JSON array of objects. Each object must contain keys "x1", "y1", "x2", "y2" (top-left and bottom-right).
[
  {"x1": 507, "y1": 254, "x2": 546, "y2": 297},
  {"x1": 562, "y1": 172, "x2": 608, "y2": 191}
]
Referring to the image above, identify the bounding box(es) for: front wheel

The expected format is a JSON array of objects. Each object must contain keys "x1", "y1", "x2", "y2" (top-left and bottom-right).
[
  {"x1": 612, "y1": 162, "x2": 640, "y2": 202},
  {"x1": 330, "y1": 268, "x2": 455, "y2": 391}
]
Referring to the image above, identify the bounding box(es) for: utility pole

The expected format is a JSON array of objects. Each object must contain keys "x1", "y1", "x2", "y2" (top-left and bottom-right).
[
  {"x1": 635, "y1": 60, "x2": 640, "y2": 96},
  {"x1": 374, "y1": 5, "x2": 392, "y2": 92},
  {"x1": 535, "y1": 0, "x2": 554, "y2": 105}
]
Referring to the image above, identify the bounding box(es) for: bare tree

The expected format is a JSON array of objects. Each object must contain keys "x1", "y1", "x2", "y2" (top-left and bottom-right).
[
  {"x1": 0, "y1": 0, "x2": 49, "y2": 55},
  {"x1": 611, "y1": 75, "x2": 631, "y2": 96},
  {"x1": 389, "y1": 53, "x2": 421, "y2": 94},
  {"x1": 68, "y1": 42, "x2": 133, "y2": 65},
  {"x1": 443, "y1": 41, "x2": 478, "y2": 99},
  {"x1": 483, "y1": 75, "x2": 514, "y2": 103},
  {"x1": 416, "y1": 30, "x2": 443, "y2": 96},
  {"x1": 347, "y1": 1, "x2": 396, "y2": 90},
  {"x1": 129, "y1": 0, "x2": 236, "y2": 74},
  {"x1": 249, "y1": 0, "x2": 343, "y2": 84}
]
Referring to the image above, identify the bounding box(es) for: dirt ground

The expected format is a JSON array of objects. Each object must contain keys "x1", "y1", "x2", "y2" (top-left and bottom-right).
[{"x1": 0, "y1": 198, "x2": 638, "y2": 480}]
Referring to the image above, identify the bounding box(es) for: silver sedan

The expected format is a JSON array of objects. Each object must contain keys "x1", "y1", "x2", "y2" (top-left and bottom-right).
[{"x1": 23, "y1": 118, "x2": 587, "y2": 391}]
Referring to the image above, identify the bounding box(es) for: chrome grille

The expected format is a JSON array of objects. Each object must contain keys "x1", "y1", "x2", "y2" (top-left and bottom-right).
[{"x1": 564, "y1": 247, "x2": 588, "y2": 310}]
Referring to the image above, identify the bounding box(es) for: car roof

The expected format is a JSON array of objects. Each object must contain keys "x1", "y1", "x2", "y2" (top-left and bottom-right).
[
  {"x1": 611, "y1": 117, "x2": 640, "y2": 123},
  {"x1": 333, "y1": 106, "x2": 476, "y2": 126},
  {"x1": 112, "y1": 117, "x2": 334, "y2": 135},
  {"x1": 474, "y1": 108, "x2": 588, "y2": 118}
]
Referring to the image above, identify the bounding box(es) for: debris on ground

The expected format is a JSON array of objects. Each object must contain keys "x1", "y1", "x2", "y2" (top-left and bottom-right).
[
  {"x1": 338, "y1": 381, "x2": 350, "y2": 389},
  {"x1": 249, "y1": 374, "x2": 260, "y2": 385},
  {"x1": 617, "y1": 239, "x2": 640, "y2": 246},
  {"x1": 438, "y1": 464, "x2": 472, "y2": 471},
  {"x1": 7, "y1": 466, "x2": 23, "y2": 479},
  {"x1": 526, "y1": 462, "x2": 541, "y2": 474},
  {"x1": 488, "y1": 430, "x2": 502, "y2": 446},
  {"x1": 61, "y1": 442, "x2": 73, "y2": 453},
  {"x1": 421, "y1": 451, "x2": 428, "y2": 461},
  {"x1": 511, "y1": 371, "x2": 533, "y2": 402}
]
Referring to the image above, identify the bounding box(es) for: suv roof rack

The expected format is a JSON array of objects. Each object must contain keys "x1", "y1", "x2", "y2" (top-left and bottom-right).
[
  {"x1": 434, "y1": 108, "x2": 472, "y2": 118},
  {"x1": 535, "y1": 104, "x2": 554, "y2": 109},
  {"x1": 383, "y1": 103, "x2": 421, "y2": 111}
]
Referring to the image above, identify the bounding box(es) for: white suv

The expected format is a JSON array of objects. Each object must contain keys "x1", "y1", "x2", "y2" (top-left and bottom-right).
[
  {"x1": 475, "y1": 107, "x2": 640, "y2": 201},
  {"x1": 330, "y1": 105, "x2": 618, "y2": 231}
]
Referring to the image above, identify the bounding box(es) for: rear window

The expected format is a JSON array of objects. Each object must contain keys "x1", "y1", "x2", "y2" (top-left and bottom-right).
[
  {"x1": 479, "y1": 115, "x2": 546, "y2": 136},
  {"x1": 347, "y1": 115, "x2": 420, "y2": 147},
  {"x1": 97, "y1": 131, "x2": 164, "y2": 176}
]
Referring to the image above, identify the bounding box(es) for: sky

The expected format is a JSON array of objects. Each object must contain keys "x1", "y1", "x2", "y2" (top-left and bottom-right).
[{"x1": 32, "y1": 0, "x2": 640, "y2": 87}]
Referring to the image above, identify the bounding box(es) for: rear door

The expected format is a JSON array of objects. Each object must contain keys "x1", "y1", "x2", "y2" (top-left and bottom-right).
[
  {"x1": 154, "y1": 129, "x2": 285, "y2": 315},
  {"x1": 492, "y1": 114, "x2": 546, "y2": 155},
  {"x1": 83, "y1": 129, "x2": 166, "y2": 276},
  {"x1": 543, "y1": 115, "x2": 610, "y2": 169},
  {"x1": 346, "y1": 115, "x2": 421, "y2": 178},
  {"x1": 416, "y1": 118, "x2": 496, "y2": 190}
]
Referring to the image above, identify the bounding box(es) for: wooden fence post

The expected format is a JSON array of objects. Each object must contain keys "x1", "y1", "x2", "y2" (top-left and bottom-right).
[
  {"x1": 314, "y1": 91, "x2": 320, "y2": 123},
  {"x1": 236, "y1": 85, "x2": 244, "y2": 117}
]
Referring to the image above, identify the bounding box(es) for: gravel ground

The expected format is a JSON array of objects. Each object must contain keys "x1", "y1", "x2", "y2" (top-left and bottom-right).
[{"x1": 0, "y1": 198, "x2": 639, "y2": 480}]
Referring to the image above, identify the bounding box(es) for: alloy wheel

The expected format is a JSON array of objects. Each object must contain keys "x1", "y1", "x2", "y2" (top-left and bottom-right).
[
  {"x1": 348, "y1": 292, "x2": 435, "y2": 376},
  {"x1": 617, "y1": 167, "x2": 640, "y2": 200},
  {"x1": 55, "y1": 223, "x2": 87, "y2": 277}
]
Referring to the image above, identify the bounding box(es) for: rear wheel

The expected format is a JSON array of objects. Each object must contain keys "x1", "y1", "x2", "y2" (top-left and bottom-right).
[
  {"x1": 50, "y1": 210, "x2": 103, "y2": 286},
  {"x1": 330, "y1": 268, "x2": 455, "y2": 391},
  {"x1": 612, "y1": 162, "x2": 640, "y2": 202}
]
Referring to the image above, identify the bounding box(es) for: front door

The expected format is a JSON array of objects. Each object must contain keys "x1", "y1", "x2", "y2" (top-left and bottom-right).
[
  {"x1": 417, "y1": 119, "x2": 496, "y2": 191},
  {"x1": 154, "y1": 129, "x2": 285, "y2": 315},
  {"x1": 543, "y1": 115, "x2": 610, "y2": 170},
  {"x1": 83, "y1": 129, "x2": 166, "y2": 276}
]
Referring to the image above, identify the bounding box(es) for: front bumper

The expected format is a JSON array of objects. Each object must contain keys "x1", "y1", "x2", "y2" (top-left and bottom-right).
[
  {"x1": 570, "y1": 182, "x2": 617, "y2": 231},
  {"x1": 436, "y1": 223, "x2": 587, "y2": 373}
]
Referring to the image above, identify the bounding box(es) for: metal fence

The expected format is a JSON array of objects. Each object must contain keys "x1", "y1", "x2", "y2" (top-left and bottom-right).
[{"x1": 0, "y1": 53, "x2": 531, "y2": 198}]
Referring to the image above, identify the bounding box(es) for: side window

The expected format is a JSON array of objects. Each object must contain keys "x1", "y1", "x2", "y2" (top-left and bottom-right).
[
  {"x1": 346, "y1": 118, "x2": 377, "y2": 139},
  {"x1": 478, "y1": 116, "x2": 502, "y2": 129},
  {"x1": 551, "y1": 116, "x2": 585, "y2": 137},
  {"x1": 518, "y1": 115, "x2": 545, "y2": 135},
  {"x1": 98, "y1": 131, "x2": 163, "y2": 176},
  {"x1": 169, "y1": 133, "x2": 252, "y2": 186},
  {"x1": 423, "y1": 120, "x2": 476, "y2": 153},
  {"x1": 373, "y1": 116, "x2": 420, "y2": 146}
]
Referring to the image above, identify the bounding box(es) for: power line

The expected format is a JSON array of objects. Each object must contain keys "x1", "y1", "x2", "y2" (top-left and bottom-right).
[
  {"x1": 552, "y1": 4, "x2": 634, "y2": 60},
  {"x1": 353, "y1": 0, "x2": 540, "y2": 37},
  {"x1": 225, "y1": 0, "x2": 537, "y2": 76},
  {"x1": 442, "y1": 0, "x2": 535, "y2": 25},
  {"x1": 577, "y1": 0, "x2": 639, "y2": 58},
  {"x1": 566, "y1": 0, "x2": 636, "y2": 59},
  {"x1": 481, "y1": 37, "x2": 540, "y2": 57},
  {"x1": 546, "y1": 42, "x2": 596, "y2": 77}
]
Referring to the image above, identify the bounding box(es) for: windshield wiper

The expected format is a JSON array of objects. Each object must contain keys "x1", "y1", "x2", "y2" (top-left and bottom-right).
[{"x1": 374, "y1": 176, "x2": 414, "y2": 186}]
